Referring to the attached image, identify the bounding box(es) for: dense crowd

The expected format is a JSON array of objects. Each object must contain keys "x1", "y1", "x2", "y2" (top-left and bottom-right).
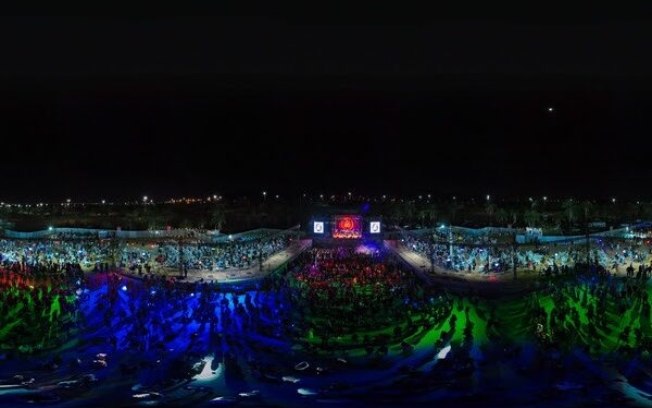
[
  {"x1": 403, "y1": 235, "x2": 652, "y2": 276},
  {"x1": 519, "y1": 265, "x2": 652, "y2": 354},
  {"x1": 290, "y1": 246, "x2": 414, "y2": 306},
  {"x1": 0, "y1": 239, "x2": 112, "y2": 274},
  {"x1": 0, "y1": 234, "x2": 291, "y2": 277},
  {"x1": 0, "y1": 269, "x2": 81, "y2": 353},
  {"x1": 268, "y1": 245, "x2": 446, "y2": 350},
  {"x1": 2, "y1": 242, "x2": 652, "y2": 406},
  {"x1": 120, "y1": 235, "x2": 290, "y2": 273}
]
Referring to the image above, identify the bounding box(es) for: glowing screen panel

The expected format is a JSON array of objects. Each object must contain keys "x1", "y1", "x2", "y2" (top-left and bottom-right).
[
  {"x1": 370, "y1": 221, "x2": 381, "y2": 234},
  {"x1": 331, "y1": 215, "x2": 362, "y2": 239},
  {"x1": 313, "y1": 221, "x2": 325, "y2": 234}
]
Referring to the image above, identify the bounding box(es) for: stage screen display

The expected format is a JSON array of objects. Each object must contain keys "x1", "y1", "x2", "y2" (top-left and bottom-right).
[
  {"x1": 369, "y1": 221, "x2": 381, "y2": 234},
  {"x1": 313, "y1": 221, "x2": 324, "y2": 234},
  {"x1": 331, "y1": 215, "x2": 363, "y2": 239}
]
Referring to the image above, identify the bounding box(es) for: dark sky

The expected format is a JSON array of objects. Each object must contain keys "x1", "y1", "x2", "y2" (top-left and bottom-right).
[{"x1": 2, "y1": 12, "x2": 652, "y2": 201}]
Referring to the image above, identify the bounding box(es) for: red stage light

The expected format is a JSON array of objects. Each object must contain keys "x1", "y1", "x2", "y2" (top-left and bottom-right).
[
  {"x1": 339, "y1": 217, "x2": 354, "y2": 230},
  {"x1": 332, "y1": 215, "x2": 362, "y2": 239}
]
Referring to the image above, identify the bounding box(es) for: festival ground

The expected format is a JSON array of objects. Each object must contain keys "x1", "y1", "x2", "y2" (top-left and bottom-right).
[
  {"x1": 2, "y1": 241, "x2": 652, "y2": 407},
  {"x1": 116, "y1": 238, "x2": 652, "y2": 294}
]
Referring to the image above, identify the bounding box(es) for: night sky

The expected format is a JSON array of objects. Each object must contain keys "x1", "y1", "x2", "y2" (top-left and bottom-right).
[{"x1": 2, "y1": 12, "x2": 652, "y2": 201}]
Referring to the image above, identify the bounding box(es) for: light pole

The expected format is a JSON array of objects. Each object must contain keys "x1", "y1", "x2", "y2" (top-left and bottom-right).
[
  {"x1": 262, "y1": 191, "x2": 267, "y2": 202},
  {"x1": 512, "y1": 229, "x2": 517, "y2": 280},
  {"x1": 448, "y1": 225, "x2": 453, "y2": 264},
  {"x1": 440, "y1": 224, "x2": 453, "y2": 269}
]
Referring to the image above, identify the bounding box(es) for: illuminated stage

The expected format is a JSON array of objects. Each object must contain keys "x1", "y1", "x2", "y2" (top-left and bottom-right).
[{"x1": 311, "y1": 213, "x2": 383, "y2": 243}]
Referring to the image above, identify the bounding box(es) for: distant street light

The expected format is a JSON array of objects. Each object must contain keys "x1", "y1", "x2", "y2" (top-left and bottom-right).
[
  {"x1": 262, "y1": 191, "x2": 267, "y2": 202},
  {"x1": 486, "y1": 194, "x2": 490, "y2": 201}
]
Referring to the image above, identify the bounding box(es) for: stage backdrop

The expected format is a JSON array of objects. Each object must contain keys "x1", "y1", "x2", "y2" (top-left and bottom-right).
[{"x1": 331, "y1": 215, "x2": 362, "y2": 239}]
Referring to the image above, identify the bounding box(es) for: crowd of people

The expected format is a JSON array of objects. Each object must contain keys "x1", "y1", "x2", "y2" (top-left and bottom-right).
[
  {"x1": 1, "y1": 240, "x2": 652, "y2": 406},
  {"x1": 402, "y1": 234, "x2": 652, "y2": 277},
  {"x1": 0, "y1": 267, "x2": 309, "y2": 399},
  {"x1": 511, "y1": 265, "x2": 652, "y2": 355},
  {"x1": 267, "y1": 245, "x2": 452, "y2": 352},
  {"x1": 0, "y1": 234, "x2": 291, "y2": 277},
  {"x1": 0, "y1": 239, "x2": 112, "y2": 274},
  {"x1": 0, "y1": 269, "x2": 82, "y2": 353},
  {"x1": 119, "y1": 235, "x2": 290, "y2": 273}
]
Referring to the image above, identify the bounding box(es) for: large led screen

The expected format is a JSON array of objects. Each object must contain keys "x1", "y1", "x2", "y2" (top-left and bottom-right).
[{"x1": 331, "y1": 215, "x2": 363, "y2": 239}]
